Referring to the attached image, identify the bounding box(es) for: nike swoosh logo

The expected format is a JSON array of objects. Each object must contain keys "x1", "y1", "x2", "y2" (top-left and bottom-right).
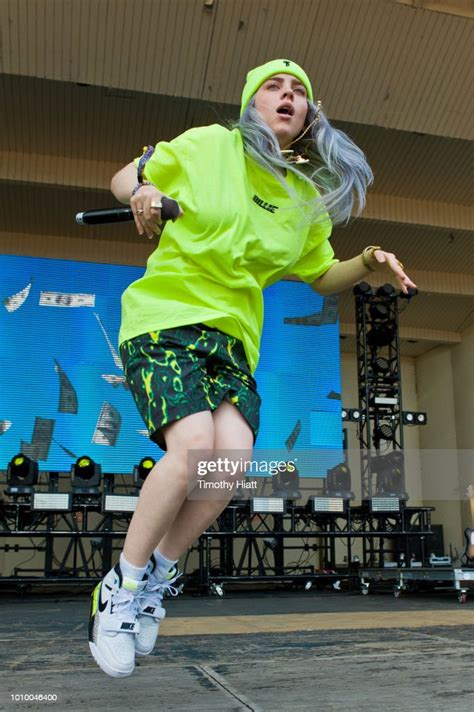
[{"x1": 98, "y1": 585, "x2": 108, "y2": 613}]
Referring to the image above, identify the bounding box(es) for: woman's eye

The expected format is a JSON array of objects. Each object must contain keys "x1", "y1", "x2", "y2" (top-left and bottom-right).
[{"x1": 295, "y1": 88, "x2": 305, "y2": 95}]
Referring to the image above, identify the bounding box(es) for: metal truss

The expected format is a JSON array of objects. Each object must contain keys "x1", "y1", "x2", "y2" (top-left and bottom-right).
[
  {"x1": 355, "y1": 287, "x2": 406, "y2": 499},
  {"x1": 0, "y1": 497, "x2": 433, "y2": 590}
]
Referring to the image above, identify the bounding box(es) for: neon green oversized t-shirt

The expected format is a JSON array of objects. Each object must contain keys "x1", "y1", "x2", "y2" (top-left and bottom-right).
[{"x1": 118, "y1": 124, "x2": 339, "y2": 373}]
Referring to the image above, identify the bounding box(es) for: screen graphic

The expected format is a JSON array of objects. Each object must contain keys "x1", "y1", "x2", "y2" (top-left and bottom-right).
[{"x1": 0, "y1": 256, "x2": 343, "y2": 477}]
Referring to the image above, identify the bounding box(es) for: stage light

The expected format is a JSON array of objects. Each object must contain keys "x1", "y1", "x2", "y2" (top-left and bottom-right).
[
  {"x1": 400, "y1": 287, "x2": 418, "y2": 300},
  {"x1": 373, "y1": 396, "x2": 398, "y2": 406},
  {"x1": 272, "y1": 462, "x2": 300, "y2": 499},
  {"x1": 367, "y1": 496, "x2": 401, "y2": 513},
  {"x1": 376, "y1": 283, "x2": 396, "y2": 298},
  {"x1": 353, "y1": 282, "x2": 372, "y2": 296},
  {"x1": 369, "y1": 302, "x2": 389, "y2": 320},
  {"x1": 7, "y1": 454, "x2": 38, "y2": 491},
  {"x1": 309, "y1": 496, "x2": 347, "y2": 513},
  {"x1": 344, "y1": 408, "x2": 362, "y2": 421},
  {"x1": 402, "y1": 411, "x2": 427, "y2": 425},
  {"x1": 374, "y1": 422, "x2": 395, "y2": 441},
  {"x1": 377, "y1": 467, "x2": 404, "y2": 494},
  {"x1": 371, "y1": 356, "x2": 391, "y2": 375},
  {"x1": 103, "y1": 494, "x2": 139, "y2": 513},
  {"x1": 32, "y1": 492, "x2": 71, "y2": 511},
  {"x1": 71, "y1": 456, "x2": 101, "y2": 490},
  {"x1": 134, "y1": 456, "x2": 156, "y2": 488},
  {"x1": 367, "y1": 323, "x2": 396, "y2": 347},
  {"x1": 371, "y1": 451, "x2": 407, "y2": 499},
  {"x1": 251, "y1": 497, "x2": 286, "y2": 514},
  {"x1": 326, "y1": 462, "x2": 351, "y2": 492}
]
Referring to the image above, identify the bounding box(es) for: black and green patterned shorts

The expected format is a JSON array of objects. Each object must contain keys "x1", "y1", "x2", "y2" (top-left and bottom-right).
[{"x1": 119, "y1": 323, "x2": 261, "y2": 451}]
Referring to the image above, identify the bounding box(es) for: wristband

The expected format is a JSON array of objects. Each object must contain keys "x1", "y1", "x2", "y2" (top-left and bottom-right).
[
  {"x1": 137, "y1": 144, "x2": 155, "y2": 184},
  {"x1": 361, "y1": 245, "x2": 382, "y2": 272},
  {"x1": 132, "y1": 181, "x2": 152, "y2": 196}
]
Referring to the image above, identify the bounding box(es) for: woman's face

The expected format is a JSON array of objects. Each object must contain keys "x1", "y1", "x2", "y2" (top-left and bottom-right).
[{"x1": 253, "y1": 73, "x2": 308, "y2": 149}]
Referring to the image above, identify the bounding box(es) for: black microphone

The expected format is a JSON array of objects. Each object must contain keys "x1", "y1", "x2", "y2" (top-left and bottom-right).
[{"x1": 76, "y1": 196, "x2": 180, "y2": 225}]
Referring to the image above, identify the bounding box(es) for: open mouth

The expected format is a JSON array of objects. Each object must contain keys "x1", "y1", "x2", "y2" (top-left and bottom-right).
[{"x1": 276, "y1": 104, "x2": 294, "y2": 117}]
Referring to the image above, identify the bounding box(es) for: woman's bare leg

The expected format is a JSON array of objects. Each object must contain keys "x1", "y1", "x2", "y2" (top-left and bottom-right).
[
  {"x1": 157, "y1": 401, "x2": 254, "y2": 560},
  {"x1": 121, "y1": 411, "x2": 214, "y2": 567}
]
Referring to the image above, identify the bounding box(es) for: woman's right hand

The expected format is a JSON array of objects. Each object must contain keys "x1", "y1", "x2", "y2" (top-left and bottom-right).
[{"x1": 130, "y1": 185, "x2": 183, "y2": 239}]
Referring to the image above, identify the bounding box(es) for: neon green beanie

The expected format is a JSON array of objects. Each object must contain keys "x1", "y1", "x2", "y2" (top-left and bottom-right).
[{"x1": 240, "y1": 59, "x2": 313, "y2": 116}]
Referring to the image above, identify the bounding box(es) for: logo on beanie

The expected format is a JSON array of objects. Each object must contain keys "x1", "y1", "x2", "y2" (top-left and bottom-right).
[{"x1": 283, "y1": 60, "x2": 291, "y2": 66}]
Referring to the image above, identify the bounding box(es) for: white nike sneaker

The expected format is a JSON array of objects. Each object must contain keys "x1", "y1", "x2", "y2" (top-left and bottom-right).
[
  {"x1": 135, "y1": 559, "x2": 181, "y2": 656},
  {"x1": 88, "y1": 563, "x2": 147, "y2": 677}
]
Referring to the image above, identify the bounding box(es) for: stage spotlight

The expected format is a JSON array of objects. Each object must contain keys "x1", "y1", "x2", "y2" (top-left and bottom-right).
[
  {"x1": 71, "y1": 456, "x2": 101, "y2": 490},
  {"x1": 367, "y1": 496, "x2": 402, "y2": 513},
  {"x1": 369, "y1": 302, "x2": 389, "y2": 320},
  {"x1": 353, "y1": 282, "x2": 372, "y2": 296},
  {"x1": 133, "y1": 456, "x2": 156, "y2": 488},
  {"x1": 400, "y1": 287, "x2": 418, "y2": 300},
  {"x1": 376, "y1": 283, "x2": 396, "y2": 298},
  {"x1": 103, "y1": 494, "x2": 139, "y2": 513},
  {"x1": 402, "y1": 411, "x2": 427, "y2": 425},
  {"x1": 377, "y1": 467, "x2": 404, "y2": 495},
  {"x1": 309, "y1": 496, "x2": 347, "y2": 513},
  {"x1": 251, "y1": 497, "x2": 286, "y2": 514},
  {"x1": 32, "y1": 492, "x2": 71, "y2": 512},
  {"x1": 272, "y1": 462, "x2": 301, "y2": 499},
  {"x1": 374, "y1": 421, "x2": 395, "y2": 442},
  {"x1": 344, "y1": 408, "x2": 361, "y2": 421},
  {"x1": 7, "y1": 453, "x2": 38, "y2": 492},
  {"x1": 371, "y1": 451, "x2": 407, "y2": 499},
  {"x1": 326, "y1": 462, "x2": 352, "y2": 493},
  {"x1": 367, "y1": 323, "x2": 396, "y2": 348},
  {"x1": 371, "y1": 356, "x2": 392, "y2": 376}
]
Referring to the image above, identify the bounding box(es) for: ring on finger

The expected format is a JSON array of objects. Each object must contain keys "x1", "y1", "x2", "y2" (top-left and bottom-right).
[
  {"x1": 137, "y1": 208, "x2": 144, "y2": 215},
  {"x1": 150, "y1": 200, "x2": 162, "y2": 210},
  {"x1": 397, "y1": 260, "x2": 404, "y2": 270}
]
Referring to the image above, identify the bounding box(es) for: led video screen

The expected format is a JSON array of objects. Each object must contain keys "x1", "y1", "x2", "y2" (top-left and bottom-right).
[{"x1": 0, "y1": 255, "x2": 343, "y2": 476}]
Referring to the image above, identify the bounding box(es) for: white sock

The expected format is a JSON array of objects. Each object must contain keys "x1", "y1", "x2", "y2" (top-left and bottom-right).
[
  {"x1": 153, "y1": 548, "x2": 178, "y2": 581},
  {"x1": 119, "y1": 552, "x2": 148, "y2": 585}
]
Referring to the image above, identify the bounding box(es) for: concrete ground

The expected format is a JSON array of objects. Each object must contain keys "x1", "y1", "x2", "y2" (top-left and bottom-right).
[{"x1": 0, "y1": 587, "x2": 472, "y2": 712}]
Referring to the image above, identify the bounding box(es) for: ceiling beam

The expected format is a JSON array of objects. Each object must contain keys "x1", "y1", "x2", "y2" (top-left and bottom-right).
[
  {"x1": 0, "y1": 153, "x2": 471, "y2": 232},
  {"x1": 364, "y1": 192, "x2": 472, "y2": 231},
  {"x1": 391, "y1": 0, "x2": 474, "y2": 19}
]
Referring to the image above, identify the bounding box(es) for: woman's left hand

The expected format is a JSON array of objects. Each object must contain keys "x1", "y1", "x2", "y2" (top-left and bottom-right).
[{"x1": 373, "y1": 250, "x2": 418, "y2": 295}]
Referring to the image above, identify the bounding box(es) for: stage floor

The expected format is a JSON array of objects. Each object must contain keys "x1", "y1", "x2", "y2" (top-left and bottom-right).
[{"x1": 0, "y1": 589, "x2": 472, "y2": 712}]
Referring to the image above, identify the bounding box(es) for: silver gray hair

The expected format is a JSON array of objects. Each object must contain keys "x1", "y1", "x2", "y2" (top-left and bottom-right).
[{"x1": 231, "y1": 99, "x2": 374, "y2": 226}]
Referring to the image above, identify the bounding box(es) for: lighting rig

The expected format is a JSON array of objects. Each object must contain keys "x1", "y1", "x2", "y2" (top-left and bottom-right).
[
  {"x1": 353, "y1": 282, "x2": 425, "y2": 509},
  {"x1": 0, "y1": 453, "x2": 157, "y2": 581},
  {"x1": 6, "y1": 454, "x2": 38, "y2": 495}
]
